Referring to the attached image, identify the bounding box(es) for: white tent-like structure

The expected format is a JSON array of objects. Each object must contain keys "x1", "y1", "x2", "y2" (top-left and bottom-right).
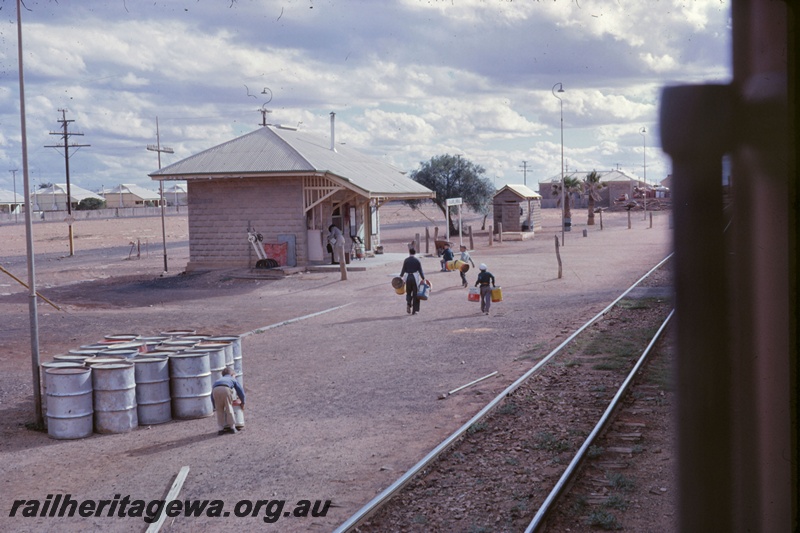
[
  {"x1": 99, "y1": 184, "x2": 161, "y2": 208},
  {"x1": 32, "y1": 183, "x2": 103, "y2": 212}
]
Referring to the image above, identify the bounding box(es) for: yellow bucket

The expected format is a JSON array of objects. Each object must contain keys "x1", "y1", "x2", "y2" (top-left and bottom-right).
[
  {"x1": 392, "y1": 276, "x2": 405, "y2": 295},
  {"x1": 491, "y1": 286, "x2": 503, "y2": 302}
]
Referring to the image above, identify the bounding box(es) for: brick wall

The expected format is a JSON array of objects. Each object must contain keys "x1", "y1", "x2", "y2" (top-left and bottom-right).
[{"x1": 186, "y1": 178, "x2": 306, "y2": 271}]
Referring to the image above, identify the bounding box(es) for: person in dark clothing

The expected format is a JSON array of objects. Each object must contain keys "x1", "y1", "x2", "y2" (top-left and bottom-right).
[
  {"x1": 440, "y1": 244, "x2": 454, "y2": 271},
  {"x1": 400, "y1": 248, "x2": 426, "y2": 315},
  {"x1": 475, "y1": 263, "x2": 496, "y2": 315}
]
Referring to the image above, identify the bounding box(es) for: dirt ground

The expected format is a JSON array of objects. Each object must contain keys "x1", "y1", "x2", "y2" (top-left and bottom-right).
[{"x1": 0, "y1": 205, "x2": 673, "y2": 532}]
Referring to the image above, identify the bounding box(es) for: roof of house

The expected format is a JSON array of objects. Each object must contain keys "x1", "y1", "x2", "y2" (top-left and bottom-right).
[
  {"x1": 101, "y1": 184, "x2": 160, "y2": 200},
  {"x1": 33, "y1": 183, "x2": 103, "y2": 201},
  {"x1": 149, "y1": 126, "x2": 434, "y2": 200},
  {"x1": 494, "y1": 184, "x2": 542, "y2": 199},
  {"x1": 0, "y1": 188, "x2": 21, "y2": 204},
  {"x1": 539, "y1": 169, "x2": 643, "y2": 184}
]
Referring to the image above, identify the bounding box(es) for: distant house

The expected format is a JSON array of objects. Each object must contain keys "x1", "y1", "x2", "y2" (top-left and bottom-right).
[
  {"x1": 100, "y1": 184, "x2": 161, "y2": 208},
  {"x1": 163, "y1": 183, "x2": 188, "y2": 206},
  {"x1": 0, "y1": 188, "x2": 23, "y2": 215},
  {"x1": 538, "y1": 170, "x2": 647, "y2": 210},
  {"x1": 492, "y1": 184, "x2": 542, "y2": 233},
  {"x1": 32, "y1": 183, "x2": 103, "y2": 212},
  {"x1": 149, "y1": 123, "x2": 434, "y2": 271}
]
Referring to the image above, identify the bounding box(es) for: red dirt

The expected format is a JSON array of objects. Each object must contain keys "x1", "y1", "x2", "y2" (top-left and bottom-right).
[{"x1": 0, "y1": 205, "x2": 673, "y2": 532}]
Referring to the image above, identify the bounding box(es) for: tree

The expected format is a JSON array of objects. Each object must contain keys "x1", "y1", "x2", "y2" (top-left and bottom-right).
[
  {"x1": 405, "y1": 154, "x2": 494, "y2": 234},
  {"x1": 551, "y1": 175, "x2": 582, "y2": 221},
  {"x1": 583, "y1": 170, "x2": 606, "y2": 225},
  {"x1": 75, "y1": 197, "x2": 105, "y2": 210}
]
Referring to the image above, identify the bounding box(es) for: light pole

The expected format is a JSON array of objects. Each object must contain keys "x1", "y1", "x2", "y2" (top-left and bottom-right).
[
  {"x1": 552, "y1": 82, "x2": 565, "y2": 245},
  {"x1": 9, "y1": 169, "x2": 18, "y2": 222},
  {"x1": 640, "y1": 126, "x2": 647, "y2": 220}
]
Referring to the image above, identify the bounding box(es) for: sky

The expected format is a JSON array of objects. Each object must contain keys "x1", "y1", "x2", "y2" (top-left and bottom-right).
[{"x1": 1, "y1": 0, "x2": 731, "y2": 197}]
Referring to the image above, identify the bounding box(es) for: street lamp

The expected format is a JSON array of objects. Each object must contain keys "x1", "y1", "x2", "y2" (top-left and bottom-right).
[
  {"x1": 552, "y1": 82, "x2": 565, "y2": 245},
  {"x1": 640, "y1": 126, "x2": 647, "y2": 220}
]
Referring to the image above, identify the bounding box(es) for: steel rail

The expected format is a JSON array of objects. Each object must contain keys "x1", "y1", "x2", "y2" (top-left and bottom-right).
[
  {"x1": 525, "y1": 309, "x2": 675, "y2": 532},
  {"x1": 334, "y1": 253, "x2": 674, "y2": 532}
]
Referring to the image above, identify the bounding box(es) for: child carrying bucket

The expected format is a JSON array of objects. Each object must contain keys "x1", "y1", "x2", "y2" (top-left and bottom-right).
[{"x1": 457, "y1": 245, "x2": 476, "y2": 288}]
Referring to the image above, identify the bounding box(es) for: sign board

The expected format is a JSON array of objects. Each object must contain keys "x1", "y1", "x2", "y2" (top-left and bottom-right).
[
  {"x1": 64, "y1": 215, "x2": 75, "y2": 225},
  {"x1": 446, "y1": 197, "x2": 463, "y2": 206}
]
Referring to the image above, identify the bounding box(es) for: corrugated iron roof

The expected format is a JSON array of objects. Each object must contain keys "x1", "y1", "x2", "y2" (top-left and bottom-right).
[
  {"x1": 103, "y1": 183, "x2": 160, "y2": 200},
  {"x1": 150, "y1": 126, "x2": 434, "y2": 199},
  {"x1": 33, "y1": 183, "x2": 103, "y2": 201},
  {"x1": 495, "y1": 184, "x2": 541, "y2": 199},
  {"x1": 0, "y1": 189, "x2": 21, "y2": 203},
  {"x1": 539, "y1": 169, "x2": 643, "y2": 183}
]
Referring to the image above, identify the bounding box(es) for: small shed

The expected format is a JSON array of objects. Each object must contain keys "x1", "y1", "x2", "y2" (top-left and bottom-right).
[{"x1": 492, "y1": 184, "x2": 542, "y2": 232}]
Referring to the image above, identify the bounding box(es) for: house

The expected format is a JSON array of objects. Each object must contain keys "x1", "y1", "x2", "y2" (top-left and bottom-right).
[
  {"x1": 492, "y1": 184, "x2": 542, "y2": 233},
  {"x1": 0, "y1": 188, "x2": 23, "y2": 215},
  {"x1": 100, "y1": 184, "x2": 161, "y2": 208},
  {"x1": 149, "y1": 122, "x2": 434, "y2": 271},
  {"x1": 31, "y1": 183, "x2": 103, "y2": 212},
  {"x1": 163, "y1": 183, "x2": 188, "y2": 206},
  {"x1": 538, "y1": 169, "x2": 647, "y2": 210}
]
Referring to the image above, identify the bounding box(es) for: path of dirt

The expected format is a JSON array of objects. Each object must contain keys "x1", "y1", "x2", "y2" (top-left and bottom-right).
[{"x1": 0, "y1": 206, "x2": 673, "y2": 532}]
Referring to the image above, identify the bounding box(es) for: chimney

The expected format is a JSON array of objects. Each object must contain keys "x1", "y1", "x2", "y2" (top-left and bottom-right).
[{"x1": 330, "y1": 112, "x2": 336, "y2": 152}]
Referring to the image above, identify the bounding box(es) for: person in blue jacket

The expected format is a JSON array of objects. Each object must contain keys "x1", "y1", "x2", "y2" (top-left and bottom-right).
[
  {"x1": 211, "y1": 367, "x2": 246, "y2": 435},
  {"x1": 440, "y1": 244, "x2": 455, "y2": 271}
]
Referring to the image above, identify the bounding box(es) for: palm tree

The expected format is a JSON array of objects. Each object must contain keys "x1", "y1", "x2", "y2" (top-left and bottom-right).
[
  {"x1": 583, "y1": 170, "x2": 606, "y2": 225},
  {"x1": 551, "y1": 175, "x2": 582, "y2": 222}
]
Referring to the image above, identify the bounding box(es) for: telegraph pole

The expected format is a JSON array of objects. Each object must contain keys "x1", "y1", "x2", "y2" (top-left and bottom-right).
[
  {"x1": 518, "y1": 161, "x2": 530, "y2": 186},
  {"x1": 45, "y1": 109, "x2": 89, "y2": 256},
  {"x1": 147, "y1": 117, "x2": 174, "y2": 273}
]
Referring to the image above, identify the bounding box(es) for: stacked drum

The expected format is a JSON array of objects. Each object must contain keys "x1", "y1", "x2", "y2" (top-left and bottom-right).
[{"x1": 39, "y1": 331, "x2": 244, "y2": 439}]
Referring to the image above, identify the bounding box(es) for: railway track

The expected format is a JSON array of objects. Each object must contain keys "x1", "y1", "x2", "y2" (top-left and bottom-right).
[{"x1": 335, "y1": 255, "x2": 675, "y2": 532}]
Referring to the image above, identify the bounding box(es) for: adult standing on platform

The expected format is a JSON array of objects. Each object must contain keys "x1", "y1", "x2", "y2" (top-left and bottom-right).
[
  {"x1": 475, "y1": 263, "x2": 496, "y2": 315},
  {"x1": 400, "y1": 248, "x2": 426, "y2": 315},
  {"x1": 327, "y1": 224, "x2": 346, "y2": 264}
]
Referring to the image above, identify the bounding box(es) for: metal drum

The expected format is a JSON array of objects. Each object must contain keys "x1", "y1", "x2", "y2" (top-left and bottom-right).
[
  {"x1": 188, "y1": 343, "x2": 228, "y2": 383},
  {"x1": 45, "y1": 367, "x2": 93, "y2": 439},
  {"x1": 98, "y1": 348, "x2": 139, "y2": 359},
  {"x1": 133, "y1": 356, "x2": 171, "y2": 425},
  {"x1": 41, "y1": 361, "x2": 86, "y2": 427},
  {"x1": 169, "y1": 352, "x2": 213, "y2": 419},
  {"x1": 233, "y1": 346, "x2": 244, "y2": 389},
  {"x1": 104, "y1": 334, "x2": 139, "y2": 342},
  {"x1": 161, "y1": 339, "x2": 198, "y2": 350},
  {"x1": 92, "y1": 363, "x2": 138, "y2": 434},
  {"x1": 84, "y1": 355, "x2": 127, "y2": 367},
  {"x1": 53, "y1": 354, "x2": 90, "y2": 364},
  {"x1": 137, "y1": 336, "x2": 169, "y2": 353},
  {"x1": 208, "y1": 336, "x2": 238, "y2": 368}
]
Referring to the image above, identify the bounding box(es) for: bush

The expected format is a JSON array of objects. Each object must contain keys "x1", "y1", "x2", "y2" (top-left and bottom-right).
[{"x1": 75, "y1": 198, "x2": 106, "y2": 210}]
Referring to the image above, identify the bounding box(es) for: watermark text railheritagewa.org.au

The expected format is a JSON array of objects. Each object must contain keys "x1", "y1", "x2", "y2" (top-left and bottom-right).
[{"x1": 9, "y1": 494, "x2": 331, "y2": 524}]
